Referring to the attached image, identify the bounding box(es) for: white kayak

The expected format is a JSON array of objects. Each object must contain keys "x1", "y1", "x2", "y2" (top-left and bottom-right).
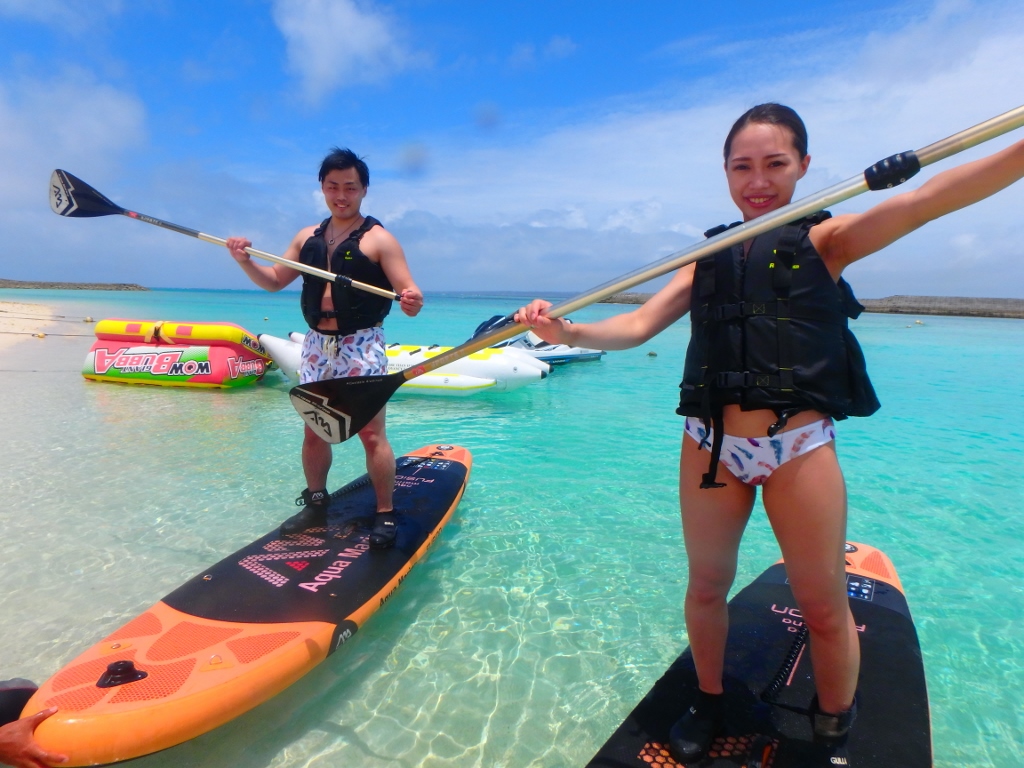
[{"x1": 258, "y1": 333, "x2": 549, "y2": 396}]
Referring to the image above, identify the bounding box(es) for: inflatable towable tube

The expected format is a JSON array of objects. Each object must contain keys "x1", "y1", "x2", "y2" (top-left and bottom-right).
[{"x1": 83, "y1": 319, "x2": 273, "y2": 388}]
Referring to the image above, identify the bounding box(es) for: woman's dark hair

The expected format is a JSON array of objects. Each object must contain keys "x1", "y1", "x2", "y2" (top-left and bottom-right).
[
  {"x1": 319, "y1": 147, "x2": 370, "y2": 187},
  {"x1": 723, "y1": 103, "x2": 808, "y2": 161}
]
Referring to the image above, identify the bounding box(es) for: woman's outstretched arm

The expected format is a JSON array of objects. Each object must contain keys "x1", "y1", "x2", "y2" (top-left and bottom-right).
[
  {"x1": 814, "y1": 136, "x2": 1024, "y2": 273},
  {"x1": 515, "y1": 263, "x2": 696, "y2": 350}
]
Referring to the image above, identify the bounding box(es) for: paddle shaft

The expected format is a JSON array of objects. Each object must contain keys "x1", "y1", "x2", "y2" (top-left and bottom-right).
[
  {"x1": 117, "y1": 209, "x2": 401, "y2": 300},
  {"x1": 400, "y1": 103, "x2": 1024, "y2": 380}
]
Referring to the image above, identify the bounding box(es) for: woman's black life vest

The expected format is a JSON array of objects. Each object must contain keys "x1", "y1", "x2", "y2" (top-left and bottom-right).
[
  {"x1": 298, "y1": 216, "x2": 394, "y2": 335},
  {"x1": 677, "y1": 212, "x2": 880, "y2": 488}
]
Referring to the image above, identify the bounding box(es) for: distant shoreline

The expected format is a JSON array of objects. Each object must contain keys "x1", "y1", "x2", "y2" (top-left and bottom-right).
[
  {"x1": 1, "y1": 281, "x2": 1021, "y2": 319},
  {"x1": 601, "y1": 292, "x2": 1024, "y2": 319},
  {"x1": 0, "y1": 279, "x2": 148, "y2": 291},
  {"x1": 856, "y1": 295, "x2": 1024, "y2": 319}
]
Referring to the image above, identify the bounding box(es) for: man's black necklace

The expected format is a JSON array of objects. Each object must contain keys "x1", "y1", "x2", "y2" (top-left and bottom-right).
[{"x1": 328, "y1": 218, "x2": 361, "y2": 245}]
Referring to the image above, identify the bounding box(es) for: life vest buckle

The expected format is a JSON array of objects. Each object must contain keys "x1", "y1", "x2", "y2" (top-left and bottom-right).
[{"x1": 713, "y1": 303, "x2": 743, "y2": 321}]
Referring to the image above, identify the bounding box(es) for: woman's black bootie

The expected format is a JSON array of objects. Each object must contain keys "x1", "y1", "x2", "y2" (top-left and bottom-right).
[{"x1": 668, "y1": 689, "x2": 724, "y2": 763}]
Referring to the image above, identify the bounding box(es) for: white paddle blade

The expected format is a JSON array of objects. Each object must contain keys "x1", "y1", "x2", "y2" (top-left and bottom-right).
[
  {"x1": 49, "y1": 169, "x2": 123, "y2": 218},
  {"x1": 289, "y1": 387, "x2": 350, "y2": 444},
  {"x1": 50, "y1": 169, "x2": 78, "y2": 216}
]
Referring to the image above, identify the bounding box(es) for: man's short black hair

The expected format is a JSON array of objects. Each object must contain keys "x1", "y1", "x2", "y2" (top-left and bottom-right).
[{"x1": 319, "y1": 147, "x2": 370, "y2": 187}]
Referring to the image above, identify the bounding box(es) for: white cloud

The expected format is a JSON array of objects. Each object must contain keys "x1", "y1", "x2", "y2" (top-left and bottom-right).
[
  {"x1": 508, "y1": 35, "x2": 578, "y2": 69},
  {"x1": 9, "y1": 0, "x2": 1021, "y2": 299},
  {"x1": 601, "y1": 200, "x2": 665, "y2": 232},
  {"x1": 0, "y1": 69, "x2": 146, "y2": 206},
  {"x1": 0, "y1": 69, "x2": 147, "y2": 282},
  {"x1": 272, "y1": 0, "x2": 419, "y2": 103},
  {"x1": 527, "y1": 207, "x2": 588, "y2": 230},
  {"x1": 507, "y1": 43, "x2": 536, "y2": 69},
  {"x1": 363, "y1": 1, "x2": 1024, "y2": 297},
  {"x1": 545, "y1": 35, "x2": 577, "y2": 59},
  {"x1": 385, "y1": 211, "x2": 690, "y2": 294}
]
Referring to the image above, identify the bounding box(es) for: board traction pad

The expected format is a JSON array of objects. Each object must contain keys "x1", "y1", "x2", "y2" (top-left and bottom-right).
[{"x1": 587, "y1": 543, "x2": 932, "y2": 768}]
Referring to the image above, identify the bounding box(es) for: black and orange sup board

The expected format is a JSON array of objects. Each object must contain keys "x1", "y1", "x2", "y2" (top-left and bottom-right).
[
  {"x1": 587, "y1": 542, "x2": 931, "y2": 767},
  {"x1": 23, "y1": 444, "x2": 472, "y2": 766}
]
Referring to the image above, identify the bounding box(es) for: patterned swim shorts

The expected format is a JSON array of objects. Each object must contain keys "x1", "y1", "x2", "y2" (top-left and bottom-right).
[{"x1": 298, "y1": 327, "x2": 388, "y2": 384}]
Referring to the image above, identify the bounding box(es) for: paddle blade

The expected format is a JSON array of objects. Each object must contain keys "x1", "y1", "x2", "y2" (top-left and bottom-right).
[
  {"x1": 289, "y1": 374, "x2": 404, "y2": 444},
  {"x1": 50, "y1": 169, "x2": 125, "y2": 218}
]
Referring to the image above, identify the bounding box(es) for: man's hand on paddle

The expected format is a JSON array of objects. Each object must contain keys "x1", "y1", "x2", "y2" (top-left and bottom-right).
[
  {"x1": 514, "y1": 300, "x2": 573, "y2": 345},
  {"x1": 224, "y1": 235, "x2": 303, "y2": 292},
  {"x1": 0, "y1": 708, "x2": 67, "y2": 768},
  {"x1": 398, "y1": 288, "x2": 423, "y2": 318}
]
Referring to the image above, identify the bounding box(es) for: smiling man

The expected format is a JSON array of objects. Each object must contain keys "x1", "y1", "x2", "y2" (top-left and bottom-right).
[{"x1": 226, "y1": 148, "x2": 423, "y2": 548}]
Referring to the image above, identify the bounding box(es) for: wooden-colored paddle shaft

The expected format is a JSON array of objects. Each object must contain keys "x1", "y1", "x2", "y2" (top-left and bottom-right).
[
  {"x1": 404, "y1": 103, "x2": 1024, "y2": 382},
  {"x1": 195, "y1": 232, "x2": 399, "y2": 299}
]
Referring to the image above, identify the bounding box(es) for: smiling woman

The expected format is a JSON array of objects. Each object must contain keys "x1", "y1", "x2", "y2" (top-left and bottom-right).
[
  {"x1": 724, "y1": 106, "x2": 810, "y2": 221},
  {"x1": 515, "y1": 102, "x2": 1024, "y2": 766}
]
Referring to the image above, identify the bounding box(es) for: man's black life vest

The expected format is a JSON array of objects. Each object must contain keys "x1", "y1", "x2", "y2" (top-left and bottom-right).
[
  {"x1": 298, "y1": 216, "x2": 394, "y2": 335},
  {"x1": 677, "y1": 212, "x2": 880, "y2": 487}
]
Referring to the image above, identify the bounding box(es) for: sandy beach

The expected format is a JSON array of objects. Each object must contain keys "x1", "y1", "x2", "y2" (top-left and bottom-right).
[
  {"x1": 0, "y1": 300, "x2": 98, "y2": 372},
  {"x1": 0, "y1": 300, "x2": 58, "y2": 353}
]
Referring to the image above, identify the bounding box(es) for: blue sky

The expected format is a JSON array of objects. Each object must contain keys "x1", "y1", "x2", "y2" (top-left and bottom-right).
[{"x1": 2, "y1": 0, "x2": 1023, "y2": 297}]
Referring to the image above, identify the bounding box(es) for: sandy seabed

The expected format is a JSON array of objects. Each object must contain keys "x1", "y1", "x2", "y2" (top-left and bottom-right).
[{"x1": 0, "y1": 300, "x2": 57, "y2": 353}]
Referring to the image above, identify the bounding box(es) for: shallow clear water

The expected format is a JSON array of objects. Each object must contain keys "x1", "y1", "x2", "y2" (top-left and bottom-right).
[{"x1": 1, "y1": 288, "x2": 1022, "y2": 766}]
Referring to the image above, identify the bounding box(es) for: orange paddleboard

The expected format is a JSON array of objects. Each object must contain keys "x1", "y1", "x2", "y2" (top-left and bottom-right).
[{"x1": 24, "y1": 444, "x2": 472, "y2": 765}]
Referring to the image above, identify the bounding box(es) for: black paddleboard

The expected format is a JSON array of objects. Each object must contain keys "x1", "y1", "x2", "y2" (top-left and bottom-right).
[{"x1": 587, "y1": 542, "x2": 931, "y2": 767}]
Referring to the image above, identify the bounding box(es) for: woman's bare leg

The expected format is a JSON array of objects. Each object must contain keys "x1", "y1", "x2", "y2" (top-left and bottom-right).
[
  {"x1": 679, "y1": 432, "x2": 757, "y2": 694},
  {"x1": 761, "y1": 441, "x2": 859, "y2": 715}
]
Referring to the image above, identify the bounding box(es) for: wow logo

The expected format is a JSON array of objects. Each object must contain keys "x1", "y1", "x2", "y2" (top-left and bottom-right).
[{"x1": 91, "y1": 346, "x2": 213, "y2": 377}]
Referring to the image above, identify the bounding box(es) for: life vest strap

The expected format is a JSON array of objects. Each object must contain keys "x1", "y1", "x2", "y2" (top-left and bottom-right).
[
  {"x1": 714, "y1": 371, "x2": 797, "y2": 390},
  {"x1": 710, "y1": 300, "x2": 844, "y2": 325}
]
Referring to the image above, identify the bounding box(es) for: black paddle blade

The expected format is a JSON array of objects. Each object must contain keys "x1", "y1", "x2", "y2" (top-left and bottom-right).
[
  {"x1": 289, "y1": 374, "x2": 404, "y2": 444},
  {"x1": 49, "y1": 169, "x2": 124, "y2": 218}
]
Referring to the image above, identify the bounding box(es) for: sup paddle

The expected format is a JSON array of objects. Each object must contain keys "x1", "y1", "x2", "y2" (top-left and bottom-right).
[
  {"x1": 48, "y1": 169, "x2": 401, "y2": 302},
  {"x1": 291, "y1": 104, "x2": 1024, "y2": 444}
]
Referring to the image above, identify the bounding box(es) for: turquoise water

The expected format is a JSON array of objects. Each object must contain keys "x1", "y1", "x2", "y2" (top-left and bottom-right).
[{"x1": 1, "y1": 288, "x2": 1022, "y2": 766}]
